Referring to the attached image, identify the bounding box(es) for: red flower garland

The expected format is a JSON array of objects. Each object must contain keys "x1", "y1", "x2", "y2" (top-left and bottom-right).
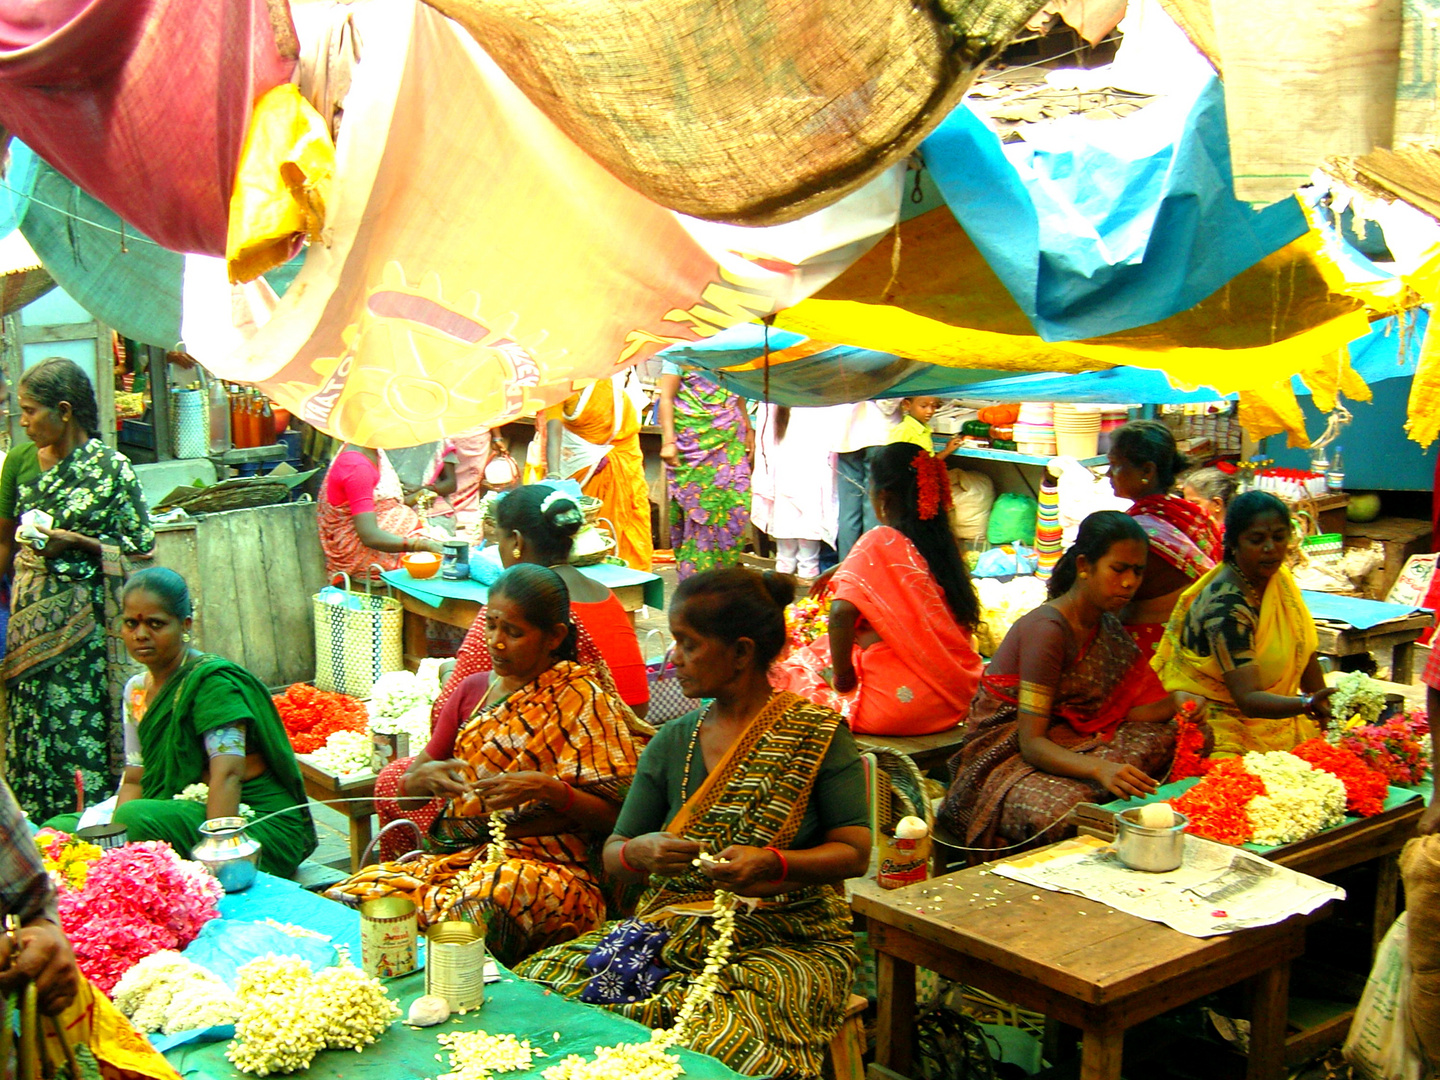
[
  {"x1": 914, "y1": 450, "x2": 953, "y2": 521},
  {"x1": 1291, "y1": 738, "x2": 1388, "y2": 818},
  {"x1": 273, "y1": 683, "x2": 368, "y2": 755},
  {"x1": 1168, "y1": 712, "x2": 1209, "y2": 782},
  {"x1": 1174, "y1": 759, "x2": 1265, "y2": 845}
]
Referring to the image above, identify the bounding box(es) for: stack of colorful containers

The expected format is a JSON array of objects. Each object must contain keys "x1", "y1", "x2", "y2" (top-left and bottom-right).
[
  {"x1": 1034, "y1": 474, "x2": 1063, "y2": 579},
  {"x1": 1014, "y1": 403, "x2": 1057, "y2": 456},
  {"x1": 1053, "y1": 404, "x2": 1102, "y2": 459},
  {"x1": 1097, "y1": 407, "x2": 1130, "y2": 452}
]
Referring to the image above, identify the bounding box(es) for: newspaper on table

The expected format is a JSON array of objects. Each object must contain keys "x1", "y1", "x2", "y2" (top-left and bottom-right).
[{"x1": 992, "y1": 835, "x2": 1344, "y2": 938}]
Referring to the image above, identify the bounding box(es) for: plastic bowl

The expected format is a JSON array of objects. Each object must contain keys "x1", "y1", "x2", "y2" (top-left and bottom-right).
[{"x1": 402, "y1": 551, "x2": 442, "y2": 579}]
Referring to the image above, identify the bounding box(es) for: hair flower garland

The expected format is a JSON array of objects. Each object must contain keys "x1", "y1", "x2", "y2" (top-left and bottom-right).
[
  {"x1": 913, "y1": 450, "x2": 952, "y2": 521},
  {"x1": 51, "y1": 838, "x2": 222, "y2": 993}
]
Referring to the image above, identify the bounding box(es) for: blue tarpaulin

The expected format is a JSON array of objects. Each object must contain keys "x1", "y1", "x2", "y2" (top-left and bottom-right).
[{"x1": 920, "y1": 76, "x2": 1308, "y2": 342}]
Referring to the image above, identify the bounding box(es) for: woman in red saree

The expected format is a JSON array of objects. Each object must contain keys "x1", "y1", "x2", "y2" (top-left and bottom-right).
[
  {"x1": 938, "y1": 512, "x2": 1205, "y2": 852},
  {"x1": 1108, "y1": 420, "x2": 1221, "y2": 657},
  {"x1": 770, "y1": 443, "x2": 982, "y2": 735},
  {"x1": 319, "y1": 445, "x2": 444, "y2": 578}
]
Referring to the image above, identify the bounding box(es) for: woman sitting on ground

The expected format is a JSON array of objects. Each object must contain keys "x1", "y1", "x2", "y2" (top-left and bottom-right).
[
  {"x1": 771, "y1": 442, "x2": 983, "y2": 735},
  {"x1": 517, "y1": 568, "x2": 870, "y2": 1080},
  {"x1": 328, "y1": 564, "x2": 644, "y2": 965},
  {"x1": 318, "y1": 443, "x2": 444, "y2": 579},
  {"x1": 46, "y1": 568, "x2": 317, "y2": 877},
  {"x1": 1107, "y1": 420, "x2": 1222, "y2": 656},
  {"x1": 1153, "y1": 490, "x2": 1334, "y2": 758},
  {"x1": 938, "y1": 512, "x2": 1204, "y2": 852}
]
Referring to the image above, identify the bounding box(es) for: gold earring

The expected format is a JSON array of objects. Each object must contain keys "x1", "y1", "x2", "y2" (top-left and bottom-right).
[
  {"x1": 183, "y1": 632, "x2": 191, "y2": 641},
  {"x1": 1080, "y1": 572, "x2": 1089, "y2": 579},
  {"x1": 513, "y1": 546, "x2": 522, "y2": 559}
]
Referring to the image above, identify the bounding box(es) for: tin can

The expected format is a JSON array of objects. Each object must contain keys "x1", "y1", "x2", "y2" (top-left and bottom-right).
[
  {"x1": 877, "y1": 831, "x2": 931, "y2": 890},
  {"x1": 441, "y1": 540, "x2": 470, "y2": 580},
  {"x1": 369, "y1": 731, "x2": 410, "y2": 774},
  {"x1": 360, "y1": 897, "x2": 418, "y2": 978},
  {"x1": 425, "y1": 921, "x2": 486, "y2": 1011},
  {"x1": 76, "y1": 823, "x2": 128, "y2": 850}
]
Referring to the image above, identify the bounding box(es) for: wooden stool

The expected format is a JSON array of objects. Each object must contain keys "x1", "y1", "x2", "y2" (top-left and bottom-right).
[{"x1": 827, "y1": 994, "x2": 869, "y2": 1080}]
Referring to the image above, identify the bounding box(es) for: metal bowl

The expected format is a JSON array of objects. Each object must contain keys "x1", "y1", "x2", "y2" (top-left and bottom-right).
[
  {"x1": 192, "y1": 817, "x2": 262, "y2": 892},
  {"x1": 1115, "y1": 807, "x2": 1188, "y2": 873}
]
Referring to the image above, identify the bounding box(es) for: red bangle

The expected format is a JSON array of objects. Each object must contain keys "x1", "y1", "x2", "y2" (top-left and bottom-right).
[
  {"x1": 556, "y1": 782, "x2": 576, "y2": 814},
  {"x1": 764, "y1": 845, "x2": 787, "y2": 883},
  {"x1": 618, "y1": 840, "x2": 639, "y2": 874}
]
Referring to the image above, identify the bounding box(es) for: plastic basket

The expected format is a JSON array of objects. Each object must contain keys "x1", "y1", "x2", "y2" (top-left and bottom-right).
[{"x1": 313, "y1": 569, "x2": 404, "y2": 698}]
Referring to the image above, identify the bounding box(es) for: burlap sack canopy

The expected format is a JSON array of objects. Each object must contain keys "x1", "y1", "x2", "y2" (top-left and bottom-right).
[{"x1": 424, "y1": 0, "x2": 1050, "y2": 225}]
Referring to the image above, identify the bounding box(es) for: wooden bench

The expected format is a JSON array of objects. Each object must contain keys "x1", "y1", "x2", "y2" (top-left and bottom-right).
[
  {"x1": 855, "y1": 728, "x2": 966, "y2": 774},
  {"x1": 298, "y1": 759, "x2": 377, "y2": 873}
]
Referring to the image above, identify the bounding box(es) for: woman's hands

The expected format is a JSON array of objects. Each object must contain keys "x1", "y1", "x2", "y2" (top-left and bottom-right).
[
  {"x1": 467, "y1": 771, "x2": 562, "y2": 811},
  {"x1": 702, "y1": 845, "x2": 782, "y2": 893},
  {"x1": 402, "y1": 757, "x2": 476, "y2": 799},
  {"x1": 830, "y1": 660, "x2": 858, "y2": 694},
  {"x1": 1173, "y1": 691, "x2": 1206, "y2": 717},
  {"x1": 1303, "y1": 687, "x2": 1337, "y2": 722},
  {"x1": 34, "y1": 526, "x2": 96, "y2": 559},
  {"x1": 1094, "y1": 760, "x2": 1158, "y2": 799},
  {"x1": 619, "y1": 831, "x2": 701, "y2": 877},
  {"x1": 659, "y1": 441, "x2": 678, "y2": 465}
]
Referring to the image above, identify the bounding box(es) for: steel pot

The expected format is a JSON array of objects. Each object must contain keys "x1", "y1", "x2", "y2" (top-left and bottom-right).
[
  {"x1": 191, "y1": 816, "x2": 262, "y2": 892},
  {"x1": 1114, "y1": 807, "x2": 1188, "y2": 873}
]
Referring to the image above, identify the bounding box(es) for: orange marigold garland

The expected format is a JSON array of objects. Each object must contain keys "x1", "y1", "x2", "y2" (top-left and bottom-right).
[
  {"x1": 1167, "y1": 707, "x2": 1209, "y2": 782},
  {"x1": 1173, "y1": 759, "x2": 1265, "y2": 845},
  {"x1": 273, "y1": 683, "x2": 368, "y2": 755},
  {"x1": 1291, "y1": 738, "x2": 1388, "y2": 818}
]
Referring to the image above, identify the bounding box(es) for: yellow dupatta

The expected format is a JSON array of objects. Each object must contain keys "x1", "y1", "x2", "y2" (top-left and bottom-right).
[{"x1": 1152, "y1": 563, "x2": 1320, "y2": 757}]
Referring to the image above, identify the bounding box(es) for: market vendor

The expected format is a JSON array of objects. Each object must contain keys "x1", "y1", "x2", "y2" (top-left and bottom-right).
[
  {"x1": 1107, "y1": 420, "x2": 1221, "y2": 657},
  {"x1": 556, "y1": 377, "x2": 654, "y2": 572},
  {"x1": 517, "y1": 567, "x2": 869, "y2": 1080},
  {"x1": 1153, "y1": 490, "x2": 1336, "y2": 758},
  {"x1": 46, "y1": 568, "x2": 317, "y2": 877},
  {"x1": 939, "y1": 512, "x2": 1205, "y2": 851},
  {"x1": 319, "y1": 442, "x2": 444, "y2": 579},
  {"x1": 328, "y1": 564, "x2": 645, "y2": 966},
  {"x1": 771, "y1": 443, "x2": 983, "y2": 735}
]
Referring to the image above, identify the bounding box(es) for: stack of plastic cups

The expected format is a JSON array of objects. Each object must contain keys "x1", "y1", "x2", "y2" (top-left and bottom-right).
[
  {"x1": 171, "y1": 389, "x2": 210, "y2": 459},
  {"x1": 1097, "y1": 408, "x2": 1129, "y2": 453},
  {"x1": 1053, "y1": 404, "x2": 1101, "y2": 459},
  {"x1": 1034, "y1": 475, "x2": 1063, "y2": 579},
  {"x1": 1014, "y1": 403, "x2": 1057, "y2": 456}
]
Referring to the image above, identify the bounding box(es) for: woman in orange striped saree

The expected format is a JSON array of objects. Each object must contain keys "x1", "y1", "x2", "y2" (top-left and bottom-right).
[
  {"x1": 559, "y1": 376, "x2": 654, "y2": 571},
  {"x1": 327, "y1": 564, "x2": 644, "y2": 965}
]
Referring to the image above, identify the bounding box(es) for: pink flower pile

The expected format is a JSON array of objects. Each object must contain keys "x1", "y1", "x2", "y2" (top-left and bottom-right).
[
  {"x1": 53, "y1": 839, "x2": 223, "y2": 993},
  {"x1": 1335, "y1": 709, "x2": 1432, "y2": 789}
]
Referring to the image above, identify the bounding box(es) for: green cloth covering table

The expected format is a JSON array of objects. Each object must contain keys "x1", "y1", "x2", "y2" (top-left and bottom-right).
[
  {"x1": 1104, "y1": 780, "x2": 1423, "y2": 856},
  {"x1": 164, "y1": 873, "x2": 746, "y2": 1080},
  {"x1": 381, "y1": 563, "x2": 665, "y2": 611}
]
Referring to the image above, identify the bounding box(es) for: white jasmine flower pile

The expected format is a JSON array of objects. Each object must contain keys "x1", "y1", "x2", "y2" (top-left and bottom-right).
[
  {"x1": 435, "y1": 1029, "x2": 544, "y2": 1079},
  {"x1": 368, "y1": 670, "x2": 439, "y2": 747},
  {"x1": 225, "y1": 955, "x2": 399, "y2": 1076},
  {"x1": 540, "y1": 890, "x2": 739, "y2": 1080},
  {"x1": 173, "y1": 783, "x2": 254, "y2": 818},
  {"x1": 1241, "y1": 751, "x2": 1346, "y2": 845},
  {"x1": 111, "y1": 951, "x2": 239, "y2": 1035},
  {"x1": 309, "y1": 730, "x2": 375, "y2": 777}
]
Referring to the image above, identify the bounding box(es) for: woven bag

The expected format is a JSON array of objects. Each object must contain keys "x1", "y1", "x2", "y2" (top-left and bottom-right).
[
  {"x1": 643, "y1": 631, "x2": 696, "y2": 726},
  {"x1": 313, "y1": 570, "x2": 403, "y2": 698}
]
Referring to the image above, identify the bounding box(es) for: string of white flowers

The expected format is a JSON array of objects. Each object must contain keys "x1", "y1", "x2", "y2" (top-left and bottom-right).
[
  {"x1": 437, "y1": 811, "x2": 507, "y2": 919},
  {"x1": 112, "y1": 951, "x2": 239, "y2": 1035},
  {"x1": 541, "y1": 889, "x2": 740, "y2": 1080}
]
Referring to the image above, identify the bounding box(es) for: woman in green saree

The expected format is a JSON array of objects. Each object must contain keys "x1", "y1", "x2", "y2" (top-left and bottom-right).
[
  {"x1": 51, "y1": 567, "x2": 316, "y2": 876},
  {"x1": 0, "y1": 358, "x2": 155, "y2": 821}
]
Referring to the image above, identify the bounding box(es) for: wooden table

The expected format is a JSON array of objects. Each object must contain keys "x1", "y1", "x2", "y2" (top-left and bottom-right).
[
  {"x1": 298, "y1": 760, "x2": 377, "y2": 873},
  {"x1": 855, "y1": 728, "x2": 967, "y2": 773},
  {"x1": 381, "y1": 565, "x2": 664, "y2": 669},
  {"x1": 853, "y1": 862, "x2": 1323, "y2": 1080},
  {"x1": 1312, "y1": 611, "x2": 1431, "y2": 683}
]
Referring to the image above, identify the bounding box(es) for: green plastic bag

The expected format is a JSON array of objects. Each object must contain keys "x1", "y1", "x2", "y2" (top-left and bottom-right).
[{"x1": 985, "y1": 493, "x2": 1038, "y2": 546}]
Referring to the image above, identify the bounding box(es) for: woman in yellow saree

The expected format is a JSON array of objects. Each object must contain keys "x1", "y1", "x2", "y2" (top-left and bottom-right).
[
  {"x1": 559, "y1": 377, "x2": 653, "y2": 571},
  {"x1": 1153, "y1": 491, "x2": 1336, "y2": 757}
]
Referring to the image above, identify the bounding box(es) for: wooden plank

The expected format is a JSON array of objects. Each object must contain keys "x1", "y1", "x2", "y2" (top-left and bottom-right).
[
  {"x1": 1271, "y1": 801, "x2": 1424, "y2": 878},
  {"x1": 1284, "y1": 1010, "x2": 1352, "y2": 1064},
  {"x1": 873, "y1": 950, "x2": 916, "y2": 1077},
  {"x1": 1245, "y1": 962, "x2": 1290, "y2": 1080},
  {"x1": 855, "y1": 728, "x2": 966, "y2": 771},
  {"x1": 1374, "y1": 854, "x2": 1401, "y2": 957},
  {"x1": 1078, "y1": 1028, "x2": 1123, "y2": 1080},
  {"x1": 266, "y1": 504, "x2": 322, "y2": 686},
  {"x1": 195, "y1": 511, "x2": 247, "y2": 670},
  {"x1": 20, "y1": 320, "x2": 99, "y2": 344},
  {"x1": 233, "y1": 508, "x2": 281, "y2": 683}
]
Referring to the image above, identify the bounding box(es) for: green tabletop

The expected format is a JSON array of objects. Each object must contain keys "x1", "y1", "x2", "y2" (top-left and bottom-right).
[
  {"x1": 382, "y1": 563, "x2": 665, "y2": 611},
  {"x1": 1104, "y1": 779, "x2": 1424, "y2": 856},
  {"x1": 162, "y1": 875, "x2": 742, "y2": 1080}
]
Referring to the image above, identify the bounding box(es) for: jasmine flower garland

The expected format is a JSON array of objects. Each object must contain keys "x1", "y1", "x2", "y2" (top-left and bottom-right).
[{"x1": 1241, "y1": 751, "x2": 1346, "y2": 845}]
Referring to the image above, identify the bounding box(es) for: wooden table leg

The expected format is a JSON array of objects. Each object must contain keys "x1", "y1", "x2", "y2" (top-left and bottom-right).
[
  {"x1": 349, "y1": 812, "x2": 374, "y2": 874},
  {"x1": 1246, "y1": 961, "x2": 1291, "y2": 1080},
  {"x1": 1079, "y1": 1027, "x2": 1123, "y2": 1080},
  {"x1": 402, "y1": 609, "x2": 429, "y2": 671},
  {"x1": 1392, "y1": 641, "x2": 1416, "y2": 685},
  {"x1": 874, "y1": 951, "x2": 916, "y2": 1077},
  {"x1": 1374, "y1": 854, "x2": 1401, "y2": 957}
]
